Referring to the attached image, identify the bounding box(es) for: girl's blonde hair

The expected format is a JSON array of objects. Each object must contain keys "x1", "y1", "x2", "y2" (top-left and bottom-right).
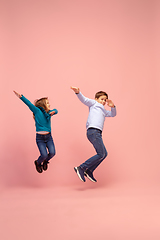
[
  {"x1": 34, "y1": 97, "x2": 49, "y2": 111},
  {"x1": 33, "y1": 97, "x2": 49, "y2": 119}
]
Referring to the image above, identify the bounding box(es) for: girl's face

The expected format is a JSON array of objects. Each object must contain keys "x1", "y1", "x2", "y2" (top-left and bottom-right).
[
  {"x1": 96, "y1": 95, "x2": 107, "y2": 106},
  {"x1": 45, "y1": 99, "x2": 50, "y2": 110}
]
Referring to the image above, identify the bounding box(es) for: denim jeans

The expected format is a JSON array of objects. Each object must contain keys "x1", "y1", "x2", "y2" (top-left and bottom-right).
[
  {"x1": 36, "y1": 133, "x2": 55, "y2": 164},
  {"x1": 80, "y1": 128, "x2": 108, "y2": 172}
]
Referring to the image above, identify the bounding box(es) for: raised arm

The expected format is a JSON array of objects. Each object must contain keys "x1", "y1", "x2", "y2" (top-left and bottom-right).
[
  {"x1": 70, "y1": 86, "x2": 95, "y2": 107},
  {"x1": 13, "y1": 90, "x2": 39, "y2": 114},
  {"x1": 70, "y1": 86, "x2": 80, "y2": 94},
  {"x1": 13, "y1": 91, "x2": 22, "y2": 98},
  {"x1": 106, "y1": 99, "x2": 115, "y2": 108},
  {"x1": 105, "y1": 99, "x2": 116, "y2": 117}
]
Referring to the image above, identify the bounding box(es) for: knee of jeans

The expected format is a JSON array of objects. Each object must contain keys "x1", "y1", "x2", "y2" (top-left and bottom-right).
[
  {"x1": 49, "y1": 150, "x2": 56, "y2": 158},
  {"x1": 105, "y1": 150, "x2": 108, "y2": 158},
  {"x1": 99, "y1": 150, "x2": 108, "y2": 159},
  {"x1": 41, "y1": 153, "x2": 48, "y2": 161}
]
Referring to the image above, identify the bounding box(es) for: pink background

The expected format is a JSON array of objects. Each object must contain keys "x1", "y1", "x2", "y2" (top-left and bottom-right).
[{"x1": 0, "y1": 0, "x2": 160, "y2": 239}]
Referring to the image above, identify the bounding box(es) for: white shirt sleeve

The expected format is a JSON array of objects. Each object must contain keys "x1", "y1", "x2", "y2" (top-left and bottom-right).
[
  {"x1": 105, "y1": 107, "x2": 117, "y2": 117},
  {"x1": 76, "y1": 92, "x2": 95, "y2": 107}
]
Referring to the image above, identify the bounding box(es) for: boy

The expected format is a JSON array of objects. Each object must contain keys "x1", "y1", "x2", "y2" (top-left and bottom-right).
[{"x1": 71, "y1": 86, "x2": 116, "y2": 182}]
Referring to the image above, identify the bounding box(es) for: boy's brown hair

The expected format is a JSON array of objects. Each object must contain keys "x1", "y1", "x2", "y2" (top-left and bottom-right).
[{"x1": 95, "y1": 91, "x2": 108, "y2": 99}]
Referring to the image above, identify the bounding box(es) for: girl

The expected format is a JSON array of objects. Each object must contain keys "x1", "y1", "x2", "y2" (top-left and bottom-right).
[{"x1": 14, "y1": 91, "x2": 58, "y2": 173}]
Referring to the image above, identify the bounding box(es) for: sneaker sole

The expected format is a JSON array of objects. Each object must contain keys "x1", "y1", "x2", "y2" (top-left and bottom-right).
[
  {"x1": 85, "y1": 173, "x2": 97, "y2": 182},
  {"x1": 74, "y1": 167, "x2": 85, "y2": 182}
]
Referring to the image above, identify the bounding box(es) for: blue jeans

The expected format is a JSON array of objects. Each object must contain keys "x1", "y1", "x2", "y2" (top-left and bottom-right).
[
  {"x1": 80, "y1": 128, "x2": 108, "y2": 172},
  {"x1": 36, "y1": 133, "x2": 56, "y2": 164}
]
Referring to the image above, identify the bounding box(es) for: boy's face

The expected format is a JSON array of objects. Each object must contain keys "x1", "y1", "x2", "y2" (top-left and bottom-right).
[{"x1": 95, "y1": 95, "x2": 108, "y2": 106}]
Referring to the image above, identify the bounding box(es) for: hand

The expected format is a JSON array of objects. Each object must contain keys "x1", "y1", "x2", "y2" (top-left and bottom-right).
[
  {"x1": 13, "y1": 91, "x2": 22, "y2": 98},
  {"x1": 70, "y1": 86, "x2": 80, "y2": 94},
  {"x1": 106, "y1": 99, "x2": 115, "y2": 108},
  {"x1": 49, "y1": 111, "x2": 55, "y2": 116}
]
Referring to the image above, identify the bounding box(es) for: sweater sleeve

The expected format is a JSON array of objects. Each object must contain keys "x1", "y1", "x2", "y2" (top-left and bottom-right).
[
  {"x1": 105, "y1": 107, "x2": 117, "y2": 117},
  {"x1": 49, "y1": 109, "x2": 58, "y2": 115},
  {"x1": 76, "y1": 92, "x2": 95, "y2": 107},
  {"x1": 20, "y1": 95, "x2": 39, "y2": 114}
]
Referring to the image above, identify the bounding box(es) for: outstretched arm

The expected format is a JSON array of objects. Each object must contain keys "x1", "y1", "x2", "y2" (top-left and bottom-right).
[
  {"x1": 13, "y1": 91, "x2": 38, "y2": 114},
  {"x1": 70, "y1": 86, "x2": 95, "y2": 107},
  {"x1": 70, "y1": 86, "x2": 80, "y2": 94},
  {"x1": 13, "y1": 91, "x2": 22, "y2": 98}
]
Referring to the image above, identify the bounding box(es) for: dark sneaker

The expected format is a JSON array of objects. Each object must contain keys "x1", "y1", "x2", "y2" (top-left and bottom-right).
[
  {"x1": 74, "y1": 166, "x2": 86, "y2": 182},
  {"x1": 84, "y1": 169, "x2": 97, "y2": 182},
  {"x1": 43, "y1": 161, "x2": 49, "y2": 171},
  {"x1": 34, "y1": 160, "x2": 43, "y2": 173}
]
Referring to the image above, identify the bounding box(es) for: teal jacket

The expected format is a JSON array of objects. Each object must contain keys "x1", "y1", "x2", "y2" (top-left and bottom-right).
[{"x1": 20, "y1": 95, "x2": 58, "y2": 132}]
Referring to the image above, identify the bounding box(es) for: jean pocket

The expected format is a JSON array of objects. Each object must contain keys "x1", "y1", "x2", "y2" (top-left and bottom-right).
[{"x1": 87, "y1": 130, "x2": 97, "y2": 142}]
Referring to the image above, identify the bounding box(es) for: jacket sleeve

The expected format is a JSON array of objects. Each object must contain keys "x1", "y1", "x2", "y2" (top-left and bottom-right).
[
  {"x1": 20, "y1": 95, "x2": 39, "y2": 114},
  {"x1": 76, "y1": 92, "x2": 95, "y2": 107},
  {"x1": 105, "y1": 107, "x2": 117, "y2": 117}
]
